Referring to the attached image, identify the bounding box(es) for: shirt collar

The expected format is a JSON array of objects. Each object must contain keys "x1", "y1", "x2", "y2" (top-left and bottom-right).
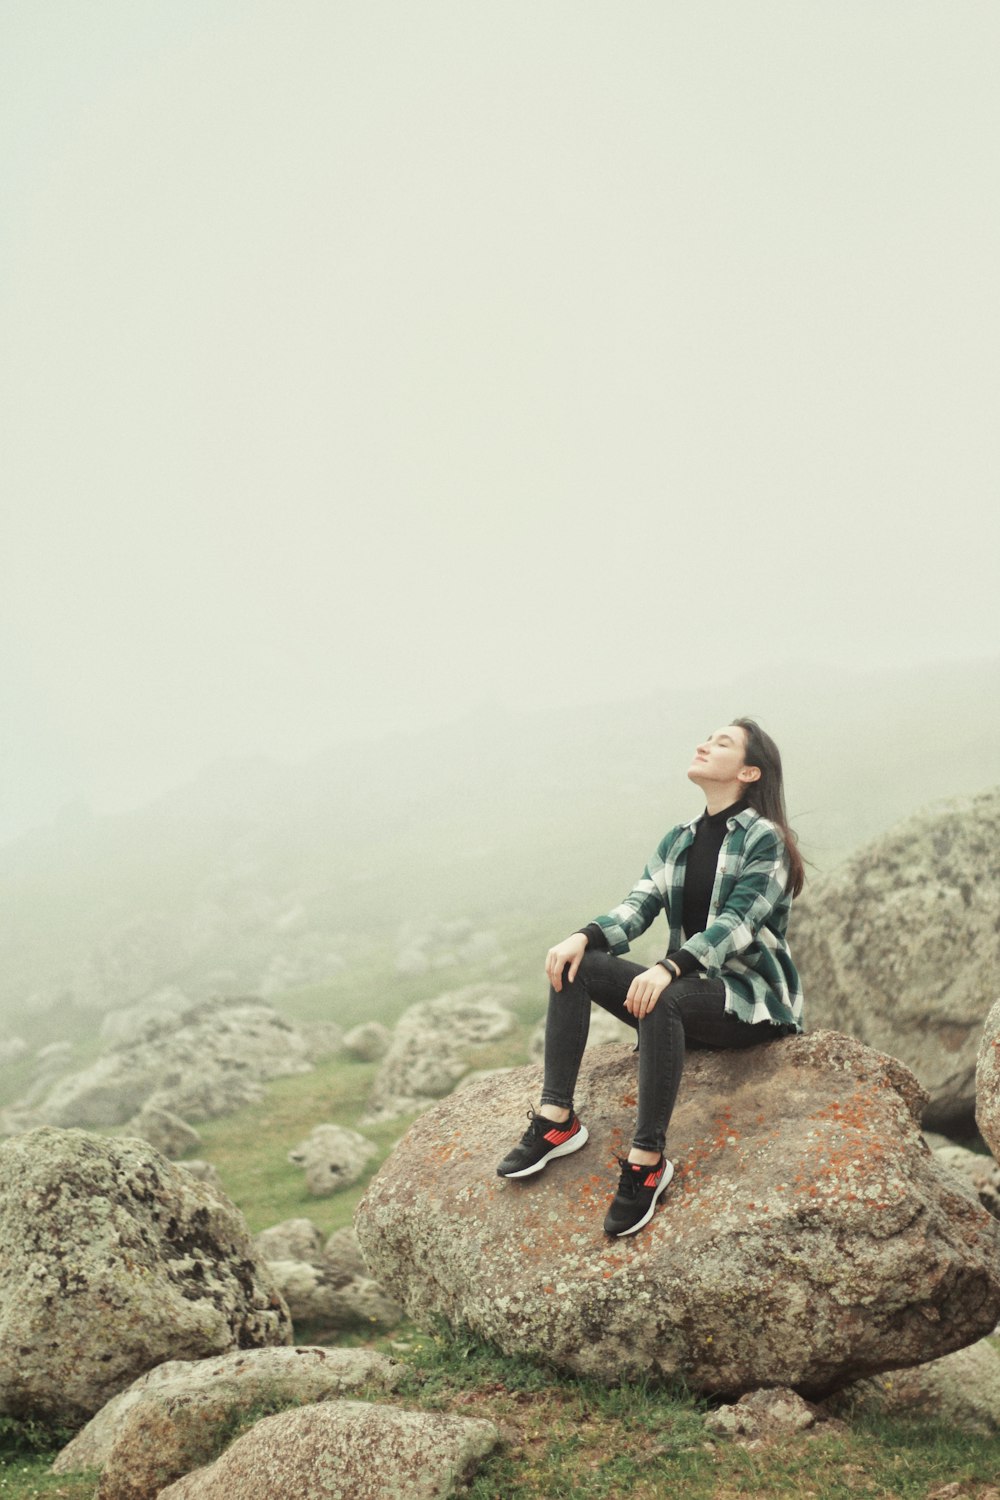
[{"x1": 683, "y1": 801, "x2": 757, "y2": 833}]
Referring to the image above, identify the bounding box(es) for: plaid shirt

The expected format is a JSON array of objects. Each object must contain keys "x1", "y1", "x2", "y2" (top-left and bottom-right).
[{"x1": 591, "y1": 807, "x2": 803, "y2": 1029}]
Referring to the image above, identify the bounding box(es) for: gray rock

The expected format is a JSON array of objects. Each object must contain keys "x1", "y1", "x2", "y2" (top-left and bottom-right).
[
  {"x1": 254, "y1": 1219, "x2": 326, "y2": 1263},
  {"x1": 155, "y1": 1400, "x2": 500, "y2": 1500},
  {"x1": 0, "y1": 1128, "x2": 291, "y2": 1424},
  {"x1": 322, "y1": 1227, "x2": 367, "y2": 1280},
  {"x1": 266, "y1": 1261, "x2": 402, "y2": 1332},
  {"x1": 792, "y1": 788, "x2": 1000, "y2": 1131},
  {"x1": 174, "y1": 1160, "x2": 226, "y2": 1193},
  {"x1": 356, "y1": 1032, "x2": 1000, "y2": 1396},
  {"x1": 342, "y1": 1022, "x2": 391, "y2": 1062},
  {"x1": 27, "y1": 998, "x2": 311, "y2": 1127},
  {"x1": 53, "y1": 1346, "x2": 402, "y2": 1497},
  {"x1": 528, "y1": 1006, "x2": 634, "y2": 1063},
  {"x1": 126, "y1": 1106, "x2": 201, "y2": 1159},
  {"x1": 288, "y1": 1124, "x2": 378, "y2": 1196},
  {"x1": 830, "y1": 1339, "x2": 1000, "y2": 1436},
  {"x1": 932, "y1": 1143, "x2": 1000, "y2": 1219},
  {"x1": 364, "y1": 985, "x2": 516, "y2": 1123},
  {"x1": 99, "y1": 989, "x2": 192, "y2": 1048},
  {"x1": 705, "y1": 1387, "x2": 820, "y2": 1439},
  {"x1": 977, "y1": 996, "x2": 1000, "y2": 1162}
]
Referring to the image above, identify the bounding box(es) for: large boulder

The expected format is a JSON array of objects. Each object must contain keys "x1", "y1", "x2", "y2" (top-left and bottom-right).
[
  {"x1": 364, "y1": 985, "x2": 517, "y2": 1123},
  {"x1": 0, "y1": 1129, "x2": 291, "y2": 1424},
  {"x1": 792, "y1": 788, "x2": 1000, "y2": 1131},
  {"x1": 156, "y1": 1401, "x2": 500, "y2": 1500},
  {"x1": 976, "y1": 996, "x2": 1000, "y2": 1160},
  {"x1": 53, "y1": 1347, "x2": 402, "y2": 1500},
  {"x1": 356, "y1": 1032, "x2": 1000, "y2": 1397},
  {"x1": 27, "y1": 998, "x2": 312, "y2": 1128}
]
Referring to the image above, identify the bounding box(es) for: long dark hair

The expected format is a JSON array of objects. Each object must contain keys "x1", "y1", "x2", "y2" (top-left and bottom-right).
[{"x1": 732, "y1": 717, "x2": 805, "y2": 898}]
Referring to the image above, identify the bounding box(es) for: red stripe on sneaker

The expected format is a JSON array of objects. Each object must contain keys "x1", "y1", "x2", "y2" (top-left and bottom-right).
[
  {"x1": 642, "y1": 1169, "x2": 662, "y2": 1188},
  {"x1": 543, "y1": 1125, "x2": 576, "y2": 1145}
]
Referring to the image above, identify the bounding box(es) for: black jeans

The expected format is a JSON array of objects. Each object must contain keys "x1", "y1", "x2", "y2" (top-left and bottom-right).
[{"x1": 539, "y1": 950, "x2": 775, "y2": 1154}]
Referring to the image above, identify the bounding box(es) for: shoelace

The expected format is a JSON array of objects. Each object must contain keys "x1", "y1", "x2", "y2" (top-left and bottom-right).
[
  {"x1": 613, "y1": 1154, "x2": 656, "y2": 1198},
  {"x1": 519, "y1": 1106, "x2": 547, "y2": 1146}
]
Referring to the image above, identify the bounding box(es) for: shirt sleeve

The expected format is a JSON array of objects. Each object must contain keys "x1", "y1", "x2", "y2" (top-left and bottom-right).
[
  {"x1": 576, "y1": 923, "x2": 609, "y2": 952},
  {"x1": 674, "y1": 828, "x2": 791, "y2": 975},
  {"x1": 588, "y1": 849, "x2": 666, "y2": 954}
]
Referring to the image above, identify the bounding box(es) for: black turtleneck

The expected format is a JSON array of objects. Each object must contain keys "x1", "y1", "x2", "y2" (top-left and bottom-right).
[{"x1": 578, "y1": 797, "x2": 748, "y2": 977}]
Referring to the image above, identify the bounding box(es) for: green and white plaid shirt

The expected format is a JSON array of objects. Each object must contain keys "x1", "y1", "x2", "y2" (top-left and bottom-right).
[{"x1": 592, "y1": 807, "x2": 803, "y2": 1029}]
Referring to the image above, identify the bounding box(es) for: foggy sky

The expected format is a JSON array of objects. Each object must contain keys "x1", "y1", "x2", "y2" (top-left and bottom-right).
[{"x1": 2, "y1": 2, "x2": 998, "y2": 845}]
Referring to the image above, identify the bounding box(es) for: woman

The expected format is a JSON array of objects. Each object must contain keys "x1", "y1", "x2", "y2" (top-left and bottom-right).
[{"x1": 497, "y1": 718, "x2": 805, "y2": 1238}]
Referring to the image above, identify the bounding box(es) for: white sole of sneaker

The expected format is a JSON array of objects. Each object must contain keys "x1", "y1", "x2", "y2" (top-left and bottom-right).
[
  {"x1": 610, "y1": 1158, "x2": 674, "y2": 1236},
  {"x1": 498, "y1": 1124, "x2": 590, "y2": 1179}
]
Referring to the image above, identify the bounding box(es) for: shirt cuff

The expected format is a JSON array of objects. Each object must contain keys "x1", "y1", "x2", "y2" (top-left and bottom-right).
[
  {"x1": 577, "y1": 923, "x2": 609, "y2": 952},
  {"x1": 661, "y1": 948, "x2": 701, "y2": 977}
]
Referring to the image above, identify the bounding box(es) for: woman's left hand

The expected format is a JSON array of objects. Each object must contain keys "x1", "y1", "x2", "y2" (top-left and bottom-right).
[{"x1": 624, "y1": 965, "x2": 672, "y2": 1019}]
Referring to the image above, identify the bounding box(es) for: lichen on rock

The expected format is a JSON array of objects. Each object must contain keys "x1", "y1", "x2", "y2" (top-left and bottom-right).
[
  {"x1": 357, "y1": 1031, "x2": 1000, "y2": 1396},
  {"x1": 0, "y1": 1128, "x2": 292, "y2": 1425}
]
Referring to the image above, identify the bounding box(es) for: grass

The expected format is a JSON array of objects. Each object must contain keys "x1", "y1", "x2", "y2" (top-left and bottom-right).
[{"x1": 376, "y1": 1328, "x2": 1000, "y2": 1499}]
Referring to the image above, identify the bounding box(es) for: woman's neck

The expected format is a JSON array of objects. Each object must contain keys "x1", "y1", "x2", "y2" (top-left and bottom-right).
[{"x1": 703, "y1": 786, "x2": 747, "y2": 817}]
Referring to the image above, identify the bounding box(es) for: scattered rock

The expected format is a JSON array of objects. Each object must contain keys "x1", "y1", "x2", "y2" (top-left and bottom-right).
[
  {"x1": 173, "y1": 1160, "x2": 226, "y2": 1193},
  {"x1": 53, "y1": 1347, "x2": 402, "y2": 1498},
  {"x1": 288, "y1": 1124, "x2": 378, "y2": 1196},
  {"x1": 27, "y1": 998, "x2": 312, "y2": 1128},
  {"x1": 266, "y1": 1261, "x2": 403, "y2": 1333},
  {"x1": 976, "y1": 997, "x2": 1000, "y2": 1162},
  {"x1": 155, "y1": 1400, "x2": 500, "y2": 1500},
  {"x1": 322, "y1": 1227, "x2": 367, "y2": 1280},
  {"x1": 342, "y1": 1022, "x2": 391, "y2": 1062},
  {"x1": 364, "y1": 986, "x2": 516, "y2": 1123},
  {"x1": 0, "y1": 1128, "x2": 291, "y2": 1424},
  {"x1": 356, "y1": 1032, "x2": 1000, "y2": 1396},
  {"x1": 830, "y1": 1338, "x2": 1000, "y2": 1436},
  {"x1": 932, "y1": 1143, "x2": 1000, "y2": 1219},
  {"x1": 792, "y1": 788, "x2": 1000, "y2": 1131},
  {"x1": 254, "y1": 1219, "x2": 326, "y2": 1263},
  {"x1": 528, "y1": 1006, "x2": 634, "y2": 1063},
  {"x1": 705, "y1": 1387, "x2": 820, "y2": 1439},
  {"x1": 125, "y1": 1106, "x2": 201, "y2": 1159}
]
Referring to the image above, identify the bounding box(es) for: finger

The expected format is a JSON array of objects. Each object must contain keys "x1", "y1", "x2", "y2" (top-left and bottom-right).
[{"x1": 568, "y1": 955, "x2": 581, "y2": 983}]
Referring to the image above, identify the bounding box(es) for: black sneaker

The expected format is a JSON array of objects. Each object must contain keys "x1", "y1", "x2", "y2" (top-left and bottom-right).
[
  {"x1": 496, "y1": 1108, "x2": 589, "y2": 1179},
  {"x1": 602, "y1": 1153, "x2": 673, "y2": 1236}
]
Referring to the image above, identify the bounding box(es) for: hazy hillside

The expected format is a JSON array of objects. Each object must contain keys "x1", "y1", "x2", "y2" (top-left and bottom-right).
[{"x1": 1, "y1": 656, "x2": 997, "y2": 1030}]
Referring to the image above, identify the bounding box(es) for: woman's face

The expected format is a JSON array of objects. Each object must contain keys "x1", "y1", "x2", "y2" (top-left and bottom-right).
[{"x1": 687, "y1": 725, "x2": 753, "y2": 787}]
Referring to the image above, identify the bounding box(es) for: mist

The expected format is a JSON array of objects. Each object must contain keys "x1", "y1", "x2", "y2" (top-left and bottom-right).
[{"x1": 2, "y1": 2, "x2": 998, "y2": 849}]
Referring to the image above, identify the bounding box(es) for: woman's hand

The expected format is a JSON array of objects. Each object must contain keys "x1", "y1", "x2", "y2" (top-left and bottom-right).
[
  {"x1": 545, "y1": 933, "x2": 588, "y2": 992},
  {"x1": 624, "y1": 965, "x2": 672, "y2": 1019}
]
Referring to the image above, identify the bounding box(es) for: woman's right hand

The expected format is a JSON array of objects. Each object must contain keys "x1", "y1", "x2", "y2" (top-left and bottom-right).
[{"x1": 545, "y1": 932, "x2": 588, "y2": 992}]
